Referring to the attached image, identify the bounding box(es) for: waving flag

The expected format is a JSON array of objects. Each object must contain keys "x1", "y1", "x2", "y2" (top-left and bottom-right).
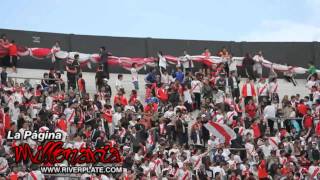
[
  {"x1": 204, "y1": 121, "x2": 237, "y2": 144},
  {"x1": 0, "y1": 42, "x2": 318, "y2": 73}
]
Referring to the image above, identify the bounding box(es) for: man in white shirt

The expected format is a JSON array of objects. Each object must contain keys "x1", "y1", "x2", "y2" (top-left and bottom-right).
[
  {"x1": 257, "y1": 78, "x2": 269, "y2": 103},
  {"x1": 212, "y1": 88, "x2": 225, "y2": 112},
  {"x1": 181, "y1": 50, "x2": 193, "y2": 72},
  {"x1": 45, "y1": 94, "x2": 53, "y2": 111},
  {"x1": 260, "y1": 139, "x2": 274, "y2": 158},
  {"x1": 124, "y1": 101, "x2": 136, "y2": 112},
  {"x1": 115, "y1": 74, "x2": 124, "y2": 92},
  {"x1": 158, "y1": 51, "x2": 167, "y2": 72},
  {"x1": 10, "y1": 101, "x2": 20, "y2": 125},
  {"x1": 131, "y1": 63, "x2": 139, "y2": 90},
  {"x1": 253, "y1": 51, "x2": 264, "y2": 78},
  {"x1": 210, "y1": 164, "x2": 226, "y2": 178},
  {"x1": 112, "y1": 107, "x2": 122, "y2": 135},
  {"x1": 228, "y1": 57, "x2": 238, "y2": 74},
  {"x1": 164, "y1": 106, "x2": 175, "y2": 119},
  {"x1": 160, "y1": 69, "x2": 173, "y2": 86},
  {"x1": 263, "y1": 102, "x2": 277, "y2": 135},
  {"x1": 269, "y1": 78, "x2": 279, "y2": 103},
  {"x1": 191, "y1": 77, "x2": 202, "y2": 110}
]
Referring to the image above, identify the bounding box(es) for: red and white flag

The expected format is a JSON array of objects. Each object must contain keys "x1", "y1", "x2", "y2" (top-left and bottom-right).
[
  {"x1": 268, "y1": 136, "x2": 280, "y2": 149},
  {"x1": 204, "y1": 121, "x2": 236, "y2": 144}
]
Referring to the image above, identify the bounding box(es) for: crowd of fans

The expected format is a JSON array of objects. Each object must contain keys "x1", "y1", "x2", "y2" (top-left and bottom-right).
[{"x1": 0, "y1": 34, "x2": 320, "y2": 180}]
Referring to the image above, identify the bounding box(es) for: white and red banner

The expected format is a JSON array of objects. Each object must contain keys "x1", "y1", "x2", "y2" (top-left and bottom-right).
[
  {"x1": 204, "y1": 121, "x2": 237, "y2": 144},
  {"x1": 0, "y1": 45, "x2": 319, "y2": 74}
]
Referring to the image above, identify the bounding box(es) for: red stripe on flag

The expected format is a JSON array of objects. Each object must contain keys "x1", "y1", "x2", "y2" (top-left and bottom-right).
[{"x1": 208, "y1": 121, "x2": 232, "y2": 143}]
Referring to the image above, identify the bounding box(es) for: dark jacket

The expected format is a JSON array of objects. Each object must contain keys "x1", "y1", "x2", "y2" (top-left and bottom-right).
[
  {"x1": 100, "y1": 50, "x2": 111, "y2": 64},
  {"x1": 191, "y1": 129, "x2": 203, "y2": 144},
  {"x1": 228, "y1": 76, "x2": 240, "y2": 89},
  {"x1": 242, "y1": 56, "x2": 255, "y2": 67}
]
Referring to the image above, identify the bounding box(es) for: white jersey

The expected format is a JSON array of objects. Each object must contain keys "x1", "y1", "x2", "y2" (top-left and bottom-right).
[
  {"x1": 178, "y1": 169, "x2": 191, "y2": 180},
  {"x1": 258, "y1": 82, "x2": 269, "y2": 96},
  {"x1": 64, "y1": 108, "x2": 75, "y2": 123},
  {"x1": 159, "y1": 55, "x2": 167, "y2": 69},
  {"x1": 149, "y1": 158, "x2": 163, "y2": 176},
  {"x1": 229, "y1": 58, "x2": 237, "y2": 71},
  {"x1": 181, "y1": 54, "x2": 193, "y2": 68},
  {"x1": 131, "y1": 68, "x2": 138, "y2": 82},
  {"x1": 226, "y1": 111, "x2": 238, "y2": 125},
  {"x1": 253, "y1": 55, "x2": 264, "y2": 65},
  {"x1": 27, "y1": 170, "x2": 45, "y2": 180},
  {"x1": 191, "y1": 80, "x2": 202, "y2": 93},
  {"x1": 215, "y1": 114, "x2": 225, "y2": 124},
  {"x1": 269, "y1": 82, "x2": 279, "y2": 94},
  {"x1": 183, "y1": 90, "x2": 192, "y2": 103},
  {"x1": 308, "y1": 165, "x2": 320, "y2": 179},
  {"x1": 191, "y1": 155, "x2": 202, "y2": 170},
  {"x1": 245, "y1": 142, "x2": 257, "y2": 157},
  {"x1": 46, "y1": 96, "x2": 53, "y2": 110}
]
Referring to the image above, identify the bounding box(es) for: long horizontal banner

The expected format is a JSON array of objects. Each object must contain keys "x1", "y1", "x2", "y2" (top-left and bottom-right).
[{"x1": 0, "y1": 45, "x2": 319, "y2": 74}]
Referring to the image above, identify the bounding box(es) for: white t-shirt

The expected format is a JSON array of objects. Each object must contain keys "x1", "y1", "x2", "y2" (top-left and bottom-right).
[
  {"x1": 164, "y1": 110, "x2": 175, "y2": 119},
  {"x1": 181, "y1": 54, "x2": 193, "y2": 68},
  {"x1": 210, "y1": 166, "x2": 226, "y2": 177},
  {"x1": 229, "y1": 58, "x2": 237, "y2": 71},
  {"x1": 46, "y1": 96, "x2": 53, "y2": 110},
  {"x1": 112, "y1": 112, "x2": 122, "y2": 127},
  {"x1": 263, "y1": 104, "x2": 276, "y2": 119},
  {"x1": 14, "y1": 93, "x2": 23, "y2": 104},
  {"x1": 159, "y1": 55, "x2": 167, "y2": 69},
  {"x1": 214, "y1": 90, "x2": 225, "y2": 104},
  {"x1": 222, "y1": 148, "x2": 231, "y2": 161},
  {"x1": 260, "y1": 144, "x2": 273, "y2": 158},
  {"x1": 253, "y1": 55, "x2": 264, "y2": 65},
  {"x1": 124, "y1": 105, "x2": 136, "y2": 112},
  {"x1": 115, "y1": 79, "x2": 123, "y2": 91},
  {"x1": 306, "y1": 80, "x2": 316, "y2": 91},
  {"x1": 131, "y1": 68, "x2": 138, "y2": 82},
  {"x1": 183, "y1": 90, "x2": 192, "y2": 103},
  {"x1": 161, "y1": 73, "x2": 173, "y2": 85},
  {"x1": 313, "y1": 91, "x2": 320, "y2": 102},
  {"x1": 10, "y1": 107, "x2": 20, "y2": 124},
  {"x1": 191, "y1": 80, "x2": 202, "y2": 93}
]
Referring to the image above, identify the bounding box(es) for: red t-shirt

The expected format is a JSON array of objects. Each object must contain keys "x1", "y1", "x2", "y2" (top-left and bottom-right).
[
  {"x1": 258, "y1": 160, "x2": 268, "y2": 178},
  {"x1": 103, "y1": 110, "x2": 113, "y2": 123},
  {"x1": 114, "y1": 95, "x2": 128, "y2": 106},
  {"x1": 316, "y1": 122, "x2": 320, "y2": 136},
  {"x1": 77, "y1": 78, "x2": 85, "y2": 92},
  {"x1": 9, "y1": 173, "x2": 18, "y2": 180},
  {"x1": 4, "y1": 113, "x2": 11, "y2": 130},
  {"x1": 129, "y1": 95, "x2": 137, "y2": 104},
  {"x1": 245, "y1": 104, "x2": 256, "y2": 118},
  {"x1": 303, "y1": 115, "x2": 313, "y2": 129},
  {"x1": 297, "y1": 103, "x2": 308, "y2": 116},
  {"x1": 251, "y1": 122, "x2": 261, "y2": 139},
  {"x1": 56, "y1": 119, "x2": 67, "y2": 132},
  {"x1": 144, "y1": 103, "x2": 158, "y2": 113},
  {"x1": 156, "y1": 87, "x2": 168, "y2": 102},
  {"x1": 8, "y1": 44, "x2": 17, "y2": 56}
]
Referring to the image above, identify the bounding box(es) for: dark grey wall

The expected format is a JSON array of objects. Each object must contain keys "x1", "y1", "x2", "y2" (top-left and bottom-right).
[{"x1": 0, "y1": 28, "x2": 318, "y2": 76}]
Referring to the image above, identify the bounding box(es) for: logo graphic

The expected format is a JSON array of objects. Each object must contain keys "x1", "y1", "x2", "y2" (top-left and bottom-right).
[{"x1": 13, "y1": 141, "x2": 122, "y2": 165}]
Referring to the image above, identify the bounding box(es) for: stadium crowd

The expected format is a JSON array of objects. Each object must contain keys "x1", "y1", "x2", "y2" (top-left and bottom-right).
[{"x1": 0, "y1": 34, "x2": 320, "y2": 180}]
